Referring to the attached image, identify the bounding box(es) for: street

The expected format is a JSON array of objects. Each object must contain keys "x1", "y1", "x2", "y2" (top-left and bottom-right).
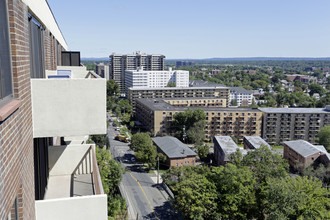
[{"x1": 107, "y1": 117, "x2": 181, "y2": 220}]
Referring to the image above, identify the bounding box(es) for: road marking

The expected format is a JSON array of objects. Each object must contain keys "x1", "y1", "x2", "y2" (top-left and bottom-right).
[{"x1": 129, "y1": 171, "x2": 159, "y2": 220}]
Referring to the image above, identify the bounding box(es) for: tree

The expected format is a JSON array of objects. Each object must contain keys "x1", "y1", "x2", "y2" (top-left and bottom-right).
[
  {"x1": 317, "y1": 125, "x2": 330, "y2": 151},
  {"x1": 242, "y1": 145, "x2": 289, "y2": 183},
  {"x1": 129, "y1": 133, "x2": 157, "y2": 168},
  {"x1": 107, "y1": 79, "x2": 120, "y2": 98},
  {"x1": 186, "y1": 120, "x2": 206, "y2": 145},
  {"x1": 172, "y1": 108, "x2": 206, "y2": 142},
  {"x1": 174, "y1": 174, "x2": 218, "y2": 220},
  {"x1": 90, "y1": 134, "x2": 110, "y2": 149},
  {"x1": 230, "y1": 99, "x2": 238, "y2": 106},
  {"x1": 209, "y1": 164, "x2": 257, "y2": 219},
  {"x1": 167, "y1": 82, "x2": 176, "y2": 87},
  {"x1": 117, "y1": 99, "x2": 133, "y2": 115},
  {"x1": 196, "y1": 145, "x2": 209, "y2": 160},
  {"x1": 262, "y1": 176, "x2": 330, "y2": 220},
  {"x1": 309, "y1": 83, "x2": 326, "y2": 96}
]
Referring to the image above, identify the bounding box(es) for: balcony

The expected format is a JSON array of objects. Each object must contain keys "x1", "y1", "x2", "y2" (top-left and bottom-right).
[
  {"x1": 31, "y1": 77, "x2": 106, "y2": 138},
  {"x1": 35, "y1": 143, "x2": 107, "y2": 220}
]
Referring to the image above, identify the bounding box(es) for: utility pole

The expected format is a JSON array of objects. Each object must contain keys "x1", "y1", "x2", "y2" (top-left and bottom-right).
[{"x1": 157, "y1": 156, "x2": 160, "y2": 184}]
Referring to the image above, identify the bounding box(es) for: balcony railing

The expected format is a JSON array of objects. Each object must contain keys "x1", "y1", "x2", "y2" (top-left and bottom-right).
[{"x1": 35, "y1": 144, "x2": 107, "y2": 220}]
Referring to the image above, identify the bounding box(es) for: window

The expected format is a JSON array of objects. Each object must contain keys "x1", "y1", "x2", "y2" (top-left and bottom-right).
[
  {"x1": 7, "y1": 196, "x2": 18, "y2": 220},
  {"x1": 0, "y1": 0, "x2": 13, "y2": 104},
  {"x1": 29, "y1": 14, "x2": 45, "y2": 78}
]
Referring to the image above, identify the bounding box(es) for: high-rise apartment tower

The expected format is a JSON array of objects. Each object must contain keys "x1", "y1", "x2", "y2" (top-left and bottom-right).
[{"x1": 109, "y1": 51, "x2": 165, "y2": 94}]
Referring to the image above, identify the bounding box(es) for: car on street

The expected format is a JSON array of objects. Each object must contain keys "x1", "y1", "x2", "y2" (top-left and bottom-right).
[{"x1": 131, "y1": 157, "x2": 135, "y2": 162}]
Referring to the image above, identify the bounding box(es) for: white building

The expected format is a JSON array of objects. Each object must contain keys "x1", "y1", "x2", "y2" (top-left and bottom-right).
[
  {"x1": 125, "y1": 67, "x2": 189, "y2": 95},
  {"x1": 229, "y1": 87, "x2": 254, "y2": 106}
]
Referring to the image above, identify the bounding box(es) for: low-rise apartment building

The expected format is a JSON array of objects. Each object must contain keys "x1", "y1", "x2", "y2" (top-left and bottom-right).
[
  {"x1": 229, "y1": 87, "x2": 254, "y2": 106},
  {"x1": 152, "y1": 136, "x2": 197, "y2": 167},
  {"x1": 135, "y1": 98, "x2": 262, "y2": 142},
  {"x1": 128, "y1": 86, "x2": 230, "y2": 109},
  {"x1": 283, "y1": 140, "x2": 329, "y2": 171},
  {"x1": 259, "y1": 107, "x2": 330, "y2": 145}
]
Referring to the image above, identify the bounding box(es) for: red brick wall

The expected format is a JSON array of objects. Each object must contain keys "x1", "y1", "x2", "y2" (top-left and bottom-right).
[
  {"x1": 0, "y1": 0, "x2": 35, "y2": 219},
  {"x1": 169, "y1": 156, "x2": 196, "y2": 167},
  {"x1": 44, "y1": 30, "x2": 60, "y2": 70}
]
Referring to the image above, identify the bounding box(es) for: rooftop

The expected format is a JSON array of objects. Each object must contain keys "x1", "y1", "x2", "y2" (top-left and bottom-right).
[
  {"x1": 129, "y1": 86, "x2": 228, "y2": 91},
  {"x1": 284, "y1": 140, "x2": 323, "y2": 157},
  {"x1": 259, "y1": 107, "x2": 330, "y2": 114},
  {"x1": 136, "y1": 98, "x2": 261, "y2": 112},
  {"x1": 152, "y1": 136, "x2": 196, "y2": 159},
  {"x1": 244, "y1": 136, "x2": 271, "y2": 149},
  {"x1": 214, "y1": 136, "x2": 249, "y2": 161},
  {"x1": 189, "y1": 80, "x2": 227, "y2": 87},
  {"x1": 229, "y1": 87, "x2": 254, "y2": 94}
]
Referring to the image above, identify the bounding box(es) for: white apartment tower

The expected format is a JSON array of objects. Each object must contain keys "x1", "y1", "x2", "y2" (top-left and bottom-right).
[
  {"x1": 109, "y1": 51, "x2": 165, "y2": 94},
  {"x1": 125, "y1": 67, "x2": 189, "y2": 95}
]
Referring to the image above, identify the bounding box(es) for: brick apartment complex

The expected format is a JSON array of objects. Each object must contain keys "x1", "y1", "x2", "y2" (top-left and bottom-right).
[
  {"x1": 128, "y1": 86, "x2": 230, "y2": 110},
  {"x1": 283, "y1": 140, "x2": 329, "y2": 171},
  {"x1": 135, "y1": 98, "x2": 262, "y2": 141},
  {"x1": 259, "y1": 107, "x2": 330, "y2": 145},
  {"x1": 0, "y1": 0, "x2": 107, "y2": 219},
  {"x1": 109, "y1": 52, "x2": 165, "y2": 94},
  {"x1": 152, "y1": 136, "x2": 197, "y2": 167}
]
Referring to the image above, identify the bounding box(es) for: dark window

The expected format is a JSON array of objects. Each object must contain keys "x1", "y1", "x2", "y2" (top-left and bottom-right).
[
  {"x1": 0, "y1": 0, "x2": 13, "y2": 103},
  {"x1": 34, "y1": 138, "x2": 49, "y2": 200},
  {"x1": 62, "y1": 51, "x2": 80, "y2": 66},
  {"x1": 7, "y1": 196, "x2": 18, "y2": 220},
  {"x1": 28, "y1": 14, "x2": 45, "y2": 78}
]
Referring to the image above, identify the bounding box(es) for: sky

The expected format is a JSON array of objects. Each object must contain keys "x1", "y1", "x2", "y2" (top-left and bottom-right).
[{"x1": 47, "y1": 0, "x2": 330, "y2": 59}]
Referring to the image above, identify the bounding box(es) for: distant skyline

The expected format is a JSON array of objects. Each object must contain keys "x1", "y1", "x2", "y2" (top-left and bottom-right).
[{"x1": 47, "y1": 0, "x2": 330, "y2": 59}]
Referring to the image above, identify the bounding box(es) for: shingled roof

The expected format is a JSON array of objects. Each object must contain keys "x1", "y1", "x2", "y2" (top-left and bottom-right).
[{"x1": 152, "y1": 136, "x2": 196, "y2": 159}]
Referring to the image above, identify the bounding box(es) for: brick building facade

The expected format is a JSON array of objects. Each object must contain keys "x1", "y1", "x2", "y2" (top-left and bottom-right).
[{"x1": 0, "y1": 0, "x2": 65, "y2": 219}]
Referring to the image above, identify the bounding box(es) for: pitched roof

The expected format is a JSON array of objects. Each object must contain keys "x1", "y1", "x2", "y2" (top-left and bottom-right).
[
  {"x1": 284, "y1": 140, "x2": 322, "y2": 157},
  {"x1": 214, "y1": 136, "x2": 248, "y2": 161},
  {"x1": 152, "y1": 136, "x2": 196, "y2": 159},
  {"x1": 244, "y1": 136, "x2": 271, "y2": 149},
  {"x1": 229, "y1": 87, "x2": 253, "y2": 94}
]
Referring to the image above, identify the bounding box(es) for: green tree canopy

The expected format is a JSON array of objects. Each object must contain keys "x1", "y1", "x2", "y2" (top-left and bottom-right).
[
  {"x1": 174, "y1": 173, "x2": 218, "y2": 220},
  {"x1": 196, "y1": 145, "x2": 209, "y2": 160},
  {"x1": 209, "y1": 164, "x2": 257, "y2": 219},
  {"x1": 107, "y1": 79, "x2": 120, "y2": 98},
  {"x1": 309, "y1": 83, "x2": 326, "y2": 96},
  {"x1": 317, "y1": 125, "x2": 330, "y2": 151},
  {"x1": 262, "y1": 176, "x2": 330, "y2": 220},
  {"x1": 242, "y1": 145, "x2": 289, "y2": 183},
  {"x1": 129, "y1": 133, "x2": 157, "y2": 168}
]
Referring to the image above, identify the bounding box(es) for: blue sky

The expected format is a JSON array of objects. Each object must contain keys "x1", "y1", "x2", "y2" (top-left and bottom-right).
[{"x1": 47, "y1": 0, "x2": 330, "y2": 59}]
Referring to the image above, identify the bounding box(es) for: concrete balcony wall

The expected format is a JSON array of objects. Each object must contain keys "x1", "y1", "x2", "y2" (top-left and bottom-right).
[
  {"x1": 35, "y1": 195, "x2": 107, "y2": 220},
  {"x1": 31, "y1": 78, "x2": 106, "y2": 138},
  {"x1": 48, "y1": 144, "x2": 93, "y2": 176},
  {"x1": 57, "y1": 66, "x2": 89, "y2": 78}
]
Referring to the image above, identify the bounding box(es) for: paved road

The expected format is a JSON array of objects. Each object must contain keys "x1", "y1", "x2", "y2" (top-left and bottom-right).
[{"x1": 107, "y1": 117, "x2": 181, "y2": 220}]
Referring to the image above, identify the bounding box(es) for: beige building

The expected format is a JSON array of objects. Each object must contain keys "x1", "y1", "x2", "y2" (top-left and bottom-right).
[
  {"x1": 135, "y1": 98, "x2": 262, "y2": 142},
  {"x1": 128, "y1": 86, "x2": 230, "y2": 109}
]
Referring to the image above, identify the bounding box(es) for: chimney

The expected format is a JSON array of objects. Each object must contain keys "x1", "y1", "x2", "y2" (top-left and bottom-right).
[{"x1": 182, "y1": 149, "x2": 185, "y2": 154}]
